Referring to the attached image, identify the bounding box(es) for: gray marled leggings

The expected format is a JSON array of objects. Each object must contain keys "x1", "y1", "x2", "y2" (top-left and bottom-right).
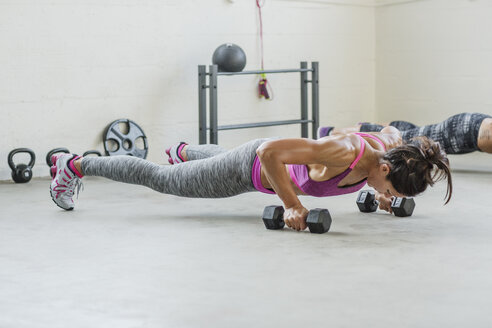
[{"x1": 81, "y1": 139, "x2": 269, "y2": 198}]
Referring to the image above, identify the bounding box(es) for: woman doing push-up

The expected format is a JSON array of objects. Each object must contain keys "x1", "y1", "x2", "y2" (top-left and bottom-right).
[
  {"x1": 318, "y1": 112, "x2": 492, "y2": 154},
  {"x1": 50, "y1": 126, "x2": 452, "y2": 231}
]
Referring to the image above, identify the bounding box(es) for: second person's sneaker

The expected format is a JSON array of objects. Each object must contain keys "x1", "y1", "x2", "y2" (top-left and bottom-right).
[
  {"x1": 165, "y1": 142, "x2": 188, "y2": 164},
  {"x1": 317, "y1": 126, "x2": 333, "y2": 138}
]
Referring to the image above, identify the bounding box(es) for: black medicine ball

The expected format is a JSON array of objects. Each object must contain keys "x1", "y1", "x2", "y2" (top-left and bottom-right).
[{"x1": 212, "y1": 43, "x2": 247, "y2": 72}]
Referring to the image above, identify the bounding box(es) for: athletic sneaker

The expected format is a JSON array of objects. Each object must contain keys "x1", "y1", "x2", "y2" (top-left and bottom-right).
[
  {"x1": 317, "y1": 126, "x2": 333, "y2": 139},
  {"x1": 165, "y1": 142, "x2": 187, "y2": 164},
  {"x1": 50, "y1": 154, "x2": 84, "y2": 211}
]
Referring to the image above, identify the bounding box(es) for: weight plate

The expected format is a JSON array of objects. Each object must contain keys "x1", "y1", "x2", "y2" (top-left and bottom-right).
[{"x1": 103, "y1": 119, "x2": 148, "y2": 159}]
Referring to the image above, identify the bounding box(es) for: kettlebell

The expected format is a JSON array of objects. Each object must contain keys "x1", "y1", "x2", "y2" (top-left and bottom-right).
[
  {"x1": 8, "y1": 148, "x2": 36, "y2": 183},
  {"x1": 46, "y1": 147, "x2": 70, "y2": 167},
  {"x1": 82, "y1": 150, "x2": 102, "y2": 157},
  {"x1": 46, "y1": 147, "x2": 70, "y2": 177}
]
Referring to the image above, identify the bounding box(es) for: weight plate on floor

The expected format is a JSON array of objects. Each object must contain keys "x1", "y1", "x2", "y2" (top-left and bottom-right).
[{"x1": 103, "y1": 119, "x2": 148, "y2": 159}]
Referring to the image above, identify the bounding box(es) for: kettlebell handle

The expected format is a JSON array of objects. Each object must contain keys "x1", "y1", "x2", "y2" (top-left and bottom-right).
[
  {"x1": 82, "y1": 150, "x2": 102, "y2": 157},
  {"x1": 8, "y1": 148, "x2": 36, "y2": 170},
  {"x1": 46, "y1": 147, "x2": 70, "y2": 166}
]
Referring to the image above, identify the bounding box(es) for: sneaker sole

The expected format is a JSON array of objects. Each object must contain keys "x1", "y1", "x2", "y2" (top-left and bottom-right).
[{"x1": 49, "y1": 185, "x2": 74, "y2": 211}]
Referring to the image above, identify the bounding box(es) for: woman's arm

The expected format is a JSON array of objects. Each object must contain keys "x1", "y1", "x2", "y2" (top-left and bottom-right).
[{"x1": 256, "y1": 135, "x2": 357, "y2": 230}]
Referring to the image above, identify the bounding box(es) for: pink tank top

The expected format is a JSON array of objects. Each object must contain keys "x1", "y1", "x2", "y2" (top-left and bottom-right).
[{"x1": 251, "y1": 133, "x2": 386, "y2": 197}]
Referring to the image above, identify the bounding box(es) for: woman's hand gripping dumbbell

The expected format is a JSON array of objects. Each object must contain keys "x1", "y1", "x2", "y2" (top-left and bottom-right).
[
  {"x1": 356, "y1": 190, "x2": 415, "y2": 217},
  {"x1": 261, "y1": 205, "x2": 332, "y2": 233}
]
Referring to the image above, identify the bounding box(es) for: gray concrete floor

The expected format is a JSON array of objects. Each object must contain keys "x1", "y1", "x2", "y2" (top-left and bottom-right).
[{"x1": 1, "y1": 172, "x2": 492, "y2": 328}]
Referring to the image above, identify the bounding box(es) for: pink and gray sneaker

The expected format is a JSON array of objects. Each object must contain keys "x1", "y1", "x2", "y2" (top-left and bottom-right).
[
  {"x1": 165, "y1": 142, "x2": 187, "y2": 165},
  {"x1": 50, "y1": 154, "x2": 84, "y2": 211}
]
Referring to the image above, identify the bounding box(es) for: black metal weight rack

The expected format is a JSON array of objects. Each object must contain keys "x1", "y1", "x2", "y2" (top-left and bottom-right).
[{"x1": 198, "y1": 61, "x2": 319, "y2": 144}]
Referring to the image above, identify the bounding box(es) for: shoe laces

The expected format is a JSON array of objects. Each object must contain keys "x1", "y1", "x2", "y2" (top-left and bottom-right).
[
  {"x1": 72, "y1": 178, "x2": 84, "y2": 199},
  {"x1": 61, "y1": 176, "x2": 84, "y2": 200}
]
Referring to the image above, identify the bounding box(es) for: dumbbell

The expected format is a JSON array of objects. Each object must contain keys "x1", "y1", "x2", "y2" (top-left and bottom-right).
[
  {"x1": 262, "y1": 205, "x2": 332, "y2": 233},
  {"x1": 356, "y1": 190, "x2": 415, "y2": 217}
]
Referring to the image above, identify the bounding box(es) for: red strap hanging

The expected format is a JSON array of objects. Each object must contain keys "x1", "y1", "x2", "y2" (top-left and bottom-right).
[
  {"x1": 257, "y1": 0, "x2": 265, "y2": 71},
  {"x1": 256, "y1": 0, "x2": 272, "y2": 100}
]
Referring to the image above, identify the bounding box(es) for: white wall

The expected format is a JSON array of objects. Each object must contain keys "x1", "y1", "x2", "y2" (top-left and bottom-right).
[
  {"x1": 376, "y1": 0, "x2": 492, "y2": 170},
  {"x1": 0, "y1": 0, "x2": 376, "y2": 180},
  {"x1": 4, "y1": 0, "x2": 492, "y2": 180}
]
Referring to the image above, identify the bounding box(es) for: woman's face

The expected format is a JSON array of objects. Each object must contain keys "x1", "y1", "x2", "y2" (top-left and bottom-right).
[{"x1": 367, "y1": 163, "x2": 406, "y2": 198}]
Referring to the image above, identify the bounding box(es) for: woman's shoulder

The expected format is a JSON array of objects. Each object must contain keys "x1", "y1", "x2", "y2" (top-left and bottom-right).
[
  {"x1": 317, "y1": 133, "x2": 361, "y2": 149},
  {"x1": 316, "y1": 133, "x2": 361, "y2": 166},
  {"x1": 354, "y1": 127, "x2": 402, "y2": 151}
]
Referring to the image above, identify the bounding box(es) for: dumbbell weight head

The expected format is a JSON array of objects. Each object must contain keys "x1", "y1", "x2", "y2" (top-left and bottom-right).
[
  {"x1": 306, "y1": 208, "x2": 332, "y2": 234},
  {"x1": 8, "y1": 148, "x2": 36, "y2": 183},
  {"x1": 391, "y1": 197, "x2": 415, "y2": 217},
  {"x1": 262, "y1": 205, "x2": 285, "y2": 230},
  {"x1": 356, "y1": 190, "x2": 378, "y2": 213}
]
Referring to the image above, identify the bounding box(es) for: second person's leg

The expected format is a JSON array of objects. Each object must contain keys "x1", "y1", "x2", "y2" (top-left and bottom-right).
[{"x1": 166, "y1": 143, "x2": 228, "y2": 164}]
